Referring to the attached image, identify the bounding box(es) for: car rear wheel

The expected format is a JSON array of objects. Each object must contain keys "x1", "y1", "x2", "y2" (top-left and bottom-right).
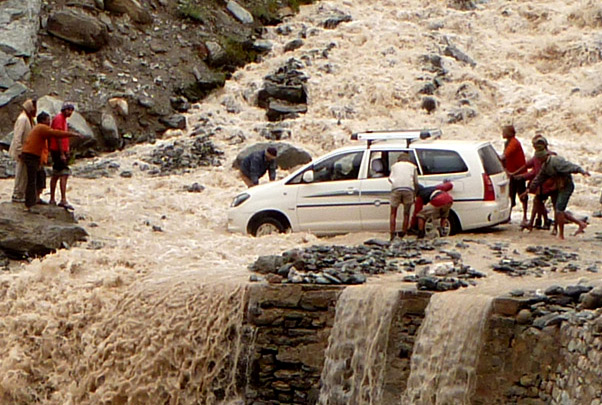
[{"x1": 252, "y1": 217, "x2": 286, "y2": 237}]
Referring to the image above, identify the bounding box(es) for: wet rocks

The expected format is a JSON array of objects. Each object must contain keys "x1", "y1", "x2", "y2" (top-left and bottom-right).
[
  {"x1": 249, "y1": 238, "x2": 486, "y2": 289},
  {"x1": 493, "y1": 245, "x2": 580, "y2": 277},
  {"x1": 257, "y1": 58, "x2": 309, "y2": 121},
  {"x1": 0, "y1": 202, "x2": 88, "y2": 258},
  {"x1": 47, "y1": 9, "x2": 109, "y2": 51},
  {"x1": 144, "y1": 135, "x2": 223, "y2": 175},
  {"x1": 0, "y1": 152, "x2": 15, "y2": 178}
]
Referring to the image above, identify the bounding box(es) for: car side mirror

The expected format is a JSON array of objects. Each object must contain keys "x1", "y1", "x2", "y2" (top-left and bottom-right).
[{"x1": 302, "y1": 170, "x2": 314, "y2": 183}]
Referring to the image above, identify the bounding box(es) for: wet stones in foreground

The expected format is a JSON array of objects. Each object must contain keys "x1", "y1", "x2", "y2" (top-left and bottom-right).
[
  {"x1": 248, "y1": 238, "x2": 486, "y2": 292},
  {"x1": 492, "y1": 245, "x2": 588, "y2": 277}
]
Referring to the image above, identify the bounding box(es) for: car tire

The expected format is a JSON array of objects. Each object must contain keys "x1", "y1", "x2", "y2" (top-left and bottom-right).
[
  {"x1": 252, "y1": 217, "x2": 286, "y2": 237},
  {"x1": 448, "y1": 211, "x2": 461, "y2": 235}
]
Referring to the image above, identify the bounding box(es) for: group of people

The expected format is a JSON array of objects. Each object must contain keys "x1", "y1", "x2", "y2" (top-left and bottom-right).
[
  {"x1": 8, "y1": 99, "x2": 83, "y2": 211},
  {"x1": 501, "y1": 124, "x2": 590, "y2": 240},
  {"x1": 388, "y1": 153, "x2": 454, "y2": 241}
]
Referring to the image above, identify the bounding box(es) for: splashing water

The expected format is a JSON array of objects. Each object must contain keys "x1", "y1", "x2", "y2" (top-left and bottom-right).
[
  {"x1": 401, "y1": 293, "x2": 493, "y2": 405},
  {"x1": 319, "y1": 285, "x2": 400, "y2": 405}
]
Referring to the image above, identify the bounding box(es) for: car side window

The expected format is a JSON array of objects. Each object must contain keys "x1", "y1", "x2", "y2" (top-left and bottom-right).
[
  {"x1": 313, "y1": 151, "x2": 364, "y2": 183},
  {"x1": 416, "y1": 149, "x2": 468, "y2": 175},
  {"x1": 368, "y1": 150, "x2": 418, "y2": 178}
]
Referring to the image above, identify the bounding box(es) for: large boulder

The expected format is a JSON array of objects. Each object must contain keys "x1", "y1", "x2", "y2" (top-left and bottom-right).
[
  {"x1": 0, "y1": 0, "x2": 41, "y2": 58},
  {"x1": 0, "y1": 202, "x2": 88, "y2": 258},
  {"x1": 104, "y1": 0, "x2": 152, "y2": 24},
  {"x1": 47, "y1": 9, "x2": 109, "y2": 51},
  {"x1": 233, "y1": 142, "x2": 312, "y2": 171}
]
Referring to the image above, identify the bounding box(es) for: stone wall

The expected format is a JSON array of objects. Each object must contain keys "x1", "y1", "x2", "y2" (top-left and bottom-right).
[
  {"x1": 244, "y1": 284, "x2": 343, "y2": 404},
  {"x1": 474, "y1": 296, "x2": 602, "y2": 405},
  {"x1": 243, "y1": 285, "x2": 602, "y2": 404}
]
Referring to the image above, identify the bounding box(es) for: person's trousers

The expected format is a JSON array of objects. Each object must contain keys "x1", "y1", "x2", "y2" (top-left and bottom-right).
[
  {"x1": 12, "y1": 159, "x2": 27, "y2": 200},
  {"x1": 22, "y1": 153, "x2": 41, "y2": 208}
]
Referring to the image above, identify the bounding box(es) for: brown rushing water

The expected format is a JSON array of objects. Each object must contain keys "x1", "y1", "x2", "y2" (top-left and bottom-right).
[{"x1": 1, "y1": 0, "x2": 601, "y2": 403}]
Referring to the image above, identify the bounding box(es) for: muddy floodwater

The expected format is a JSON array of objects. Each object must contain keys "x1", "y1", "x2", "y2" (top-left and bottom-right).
[{"x1": 1, "y1": 0, "x2": 601, "y2": 403}]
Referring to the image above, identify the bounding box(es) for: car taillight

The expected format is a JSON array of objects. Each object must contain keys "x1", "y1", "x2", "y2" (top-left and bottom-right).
[{"x1": 483, "y1": 173, "x2": 495, "y2": 201}]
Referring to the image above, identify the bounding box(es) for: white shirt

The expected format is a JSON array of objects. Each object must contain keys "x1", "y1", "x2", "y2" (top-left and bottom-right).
[{"x1": 389, "y1": 161, "x2": 418, "y2": 191}]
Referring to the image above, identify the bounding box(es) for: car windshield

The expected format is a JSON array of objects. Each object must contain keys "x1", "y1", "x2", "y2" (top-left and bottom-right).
[{"x1": 478, "y1": 144, "x2": 504, "y2": 175}]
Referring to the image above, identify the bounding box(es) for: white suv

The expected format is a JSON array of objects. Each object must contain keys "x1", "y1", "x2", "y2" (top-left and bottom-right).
[{"x1": 228, "y1": 130, "x2": 511, "y2": 236}]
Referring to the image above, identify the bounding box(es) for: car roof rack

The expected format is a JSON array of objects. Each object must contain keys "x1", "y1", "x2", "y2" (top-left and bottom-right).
[{"x1": 351, "y1": 129, "x2": 442, "y2": 148}]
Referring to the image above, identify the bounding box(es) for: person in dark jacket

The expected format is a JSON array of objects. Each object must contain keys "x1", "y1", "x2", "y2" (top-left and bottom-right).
[
  {"x1": 239, "y1": 147, "x2": 278, "y2": 187},
  {"x1": 528, "y1": 151, "x2": 590, "y2": 239}
]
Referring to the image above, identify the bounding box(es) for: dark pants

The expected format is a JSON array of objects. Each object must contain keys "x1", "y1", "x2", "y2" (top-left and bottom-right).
[{"x1": 22, "y1": 152, "x2": 41, "y2": 208}]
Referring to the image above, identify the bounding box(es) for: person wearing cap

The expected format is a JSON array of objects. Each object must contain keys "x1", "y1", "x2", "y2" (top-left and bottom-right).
[
  {"x1": 8, "y1": 99, "x2": 37, "y2": 203},
  {"x1": 414, "y1": 181, "x2": 454, "y2": 239},
  {"x1": 388, "y1": 153, "x2": 418, "y2": 241},
  {"x1": 528, "y1": 151, "x2": 590, "y2": 240},
  {"x1": 513, "y1": 135, "x2": 557, "y2": 232},
  {"x1": 49, "y1": 102, "x2": 75, "y2": 209},
  {"x1": 21, "y1": 112, "x2": 82, "y2": 211},
  {"x1": 499, "y1": 124, "x2": 528, "y2": 225},
  {"x1": 239, "y1": 146, "x2": 278, "y2": 187}
]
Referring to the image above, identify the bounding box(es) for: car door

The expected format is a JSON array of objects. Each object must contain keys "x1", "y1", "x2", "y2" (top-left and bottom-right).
[
  {"x1": 294, "y1": 150, "x2": 365, "y2": 233},
  {"x1": 359, "y1": 149, "x2": 419, "y2": 231}
]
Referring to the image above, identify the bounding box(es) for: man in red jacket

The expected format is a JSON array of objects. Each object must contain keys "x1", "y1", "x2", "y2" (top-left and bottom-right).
[
  {"x1": 49, "y1": 102, "x2": 75, "y2": 209},
  {"x1": 415, "y1": 181, "x2": 454, "y2": 238},
  {"x1": 500, "y1": 125, "x2": 528, "y2": 225}
]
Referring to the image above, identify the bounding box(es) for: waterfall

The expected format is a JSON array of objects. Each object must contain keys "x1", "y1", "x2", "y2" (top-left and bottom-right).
[
  {"x1": 319, "y1": 285, "x2": 400, "y2": 405},
  {"x1": 402, "y1": 293, "x2": 493, "y2": 405}
]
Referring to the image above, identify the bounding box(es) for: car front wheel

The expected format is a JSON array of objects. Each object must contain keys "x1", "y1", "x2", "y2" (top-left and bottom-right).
[{"x1": 252, "y1": 217, "x2": 286, "y2": 237}]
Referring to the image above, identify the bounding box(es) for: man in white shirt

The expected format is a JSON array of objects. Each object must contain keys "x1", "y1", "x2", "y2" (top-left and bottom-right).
[
  {"x1": 389, "y1": 153, "x2": 418, "y2": 240},
  {"x1": 8, "y1": 99, "x2": 37, "y2": 203}
]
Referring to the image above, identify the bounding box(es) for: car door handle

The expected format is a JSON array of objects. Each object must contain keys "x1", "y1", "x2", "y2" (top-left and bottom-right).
[{"x1": 346, "y1": 188, "x2": 358, "y2": 195}]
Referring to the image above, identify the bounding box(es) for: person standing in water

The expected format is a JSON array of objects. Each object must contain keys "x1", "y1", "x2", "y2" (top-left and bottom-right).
[
  {"x1": 388, "y1": 153, "x2": 418, "y2": 241},
  {"x1": 499, "y1": 124, "x2": 528, "y2": 225}
]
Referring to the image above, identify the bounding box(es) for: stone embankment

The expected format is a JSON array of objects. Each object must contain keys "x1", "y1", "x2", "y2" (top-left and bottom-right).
[
  {"x1": 241, "y1": 283, "x2": 602, "y2": 404},
  {"x1": 0, "y1": 201, "x2": 87, "y2": 261}
]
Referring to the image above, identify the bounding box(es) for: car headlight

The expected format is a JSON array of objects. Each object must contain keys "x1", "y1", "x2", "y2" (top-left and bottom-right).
[{"x1": 231, "y1": 192, "x2": 250, "y2": 207}]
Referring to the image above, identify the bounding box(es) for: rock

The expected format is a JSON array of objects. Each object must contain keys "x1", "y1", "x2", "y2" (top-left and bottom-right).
[
  {"x1": 100, "y1": 113, "x2": 120, "y2": 149},
  {"x1": 564, "y1": 285, "x2": 592, "y2": 298},
  {"x1": 226, "y1": 0, "x2": 253, "y2": 24},
  {"x1": 517, "y1": 309, "x2": 532, "y2": 325},
  {"x1": 204, "y1": 41, "x2": 227, "y2": 66},
  {"x1": 185, "y1": 182, "x2": 205, "y2": 193},
  {"x1": 0, "y1": 82, "x2": 27, "y2": 107},
  {"x1": 0, "y1": 202, "x2": 88, "y2": 258},
  {"x1": 545, "y1": 285, "x2": 565, "y2": 296},
  {"x1": 159, "y1": 114, "x2": 186, "y2": 130},
  {"x1": 233, "y1": 142, "x2": 312, "y2": 171},
  {"x1": 119, "y1": 170, "x2": 132, "y2": 178},
  {"x1": 421, "y1": 96, "x2": 437, "y2": 113},
  {"x1": 267, "y1": 100, "x2": 308, "y2": 121},
  {"x1": 249, "y1": 255, "x2": 285, "y2": 274},
  {"x1": 533, "y1": 313, "x2": 567, "y2": 329},
  {"x1": 0, "y1": 152, "x2": 15, "y2": 178},
  {"x1": 0, "y1": 0, "x2": 41, "y2": 57},
  {"x1": 283, "y1": 39, "x2": 304, "y2": 52},
  {"x1": 581, "y1": 287, "x2": 602, "y2": 310},
  {"x1": 444, "y1": 44, "x2": 476, "y2": 66},
  {"x1": 252, "y1": 40, "x2": 273, "y2": 53},
  {"x1": 47, "y1": 10, "x2": 109, "y2": 51},
  {"x1": 108, "y1": 97, "x2": 129, "y2": 116},
  {"x1": 323, "y1": 13, "x2": 352, "y2": 29},
  {"x1": 104, "y1": 0, "x2": 152, "y2": 24},
  {"x1": 258, "y1": 82, "x2": 308, "y2": 108}
]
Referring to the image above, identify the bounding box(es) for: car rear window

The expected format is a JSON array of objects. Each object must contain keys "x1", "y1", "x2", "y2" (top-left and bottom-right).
[
  {"x1": 416, "y1": 149, "x2": 468, "y2": 175},
  {"x1": 478, "y1": 145, "x2": 504, "y2": 175}
]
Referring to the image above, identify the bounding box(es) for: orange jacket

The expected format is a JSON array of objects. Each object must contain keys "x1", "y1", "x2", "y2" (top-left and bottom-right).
[{"x1": 22, "y1": 124, "x2": 71, "y2": 158}]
